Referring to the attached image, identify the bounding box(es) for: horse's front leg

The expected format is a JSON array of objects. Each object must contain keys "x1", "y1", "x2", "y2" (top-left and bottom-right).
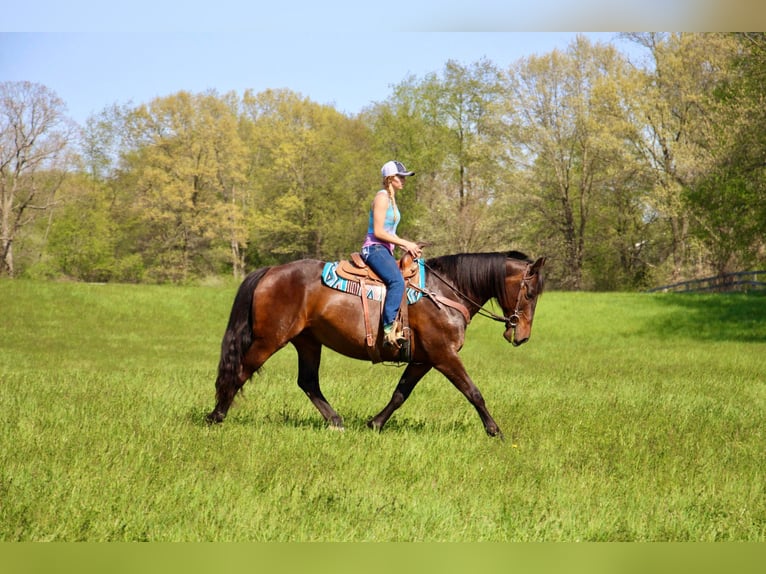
[
  {"x1": 368, "y1": 362, "x2": 432, "y2": 432},
  {"x1": 435, "y1": 355, "x2": 503, "y2": 438}
]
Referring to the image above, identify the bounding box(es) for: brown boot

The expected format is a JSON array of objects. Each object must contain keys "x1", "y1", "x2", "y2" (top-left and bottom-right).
[{"x1": 383, "y1": 320, "x2": 406, "y2": 348}]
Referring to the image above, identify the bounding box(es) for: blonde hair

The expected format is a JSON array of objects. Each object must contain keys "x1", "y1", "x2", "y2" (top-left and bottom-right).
[{"x1": 382, "y1": 175, "x2": 398, "y2": 195}]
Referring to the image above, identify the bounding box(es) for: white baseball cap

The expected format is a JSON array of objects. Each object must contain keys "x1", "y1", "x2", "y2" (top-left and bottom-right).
[{"x1": 381, "y1": 160, "x2": 415, "y2": 177}]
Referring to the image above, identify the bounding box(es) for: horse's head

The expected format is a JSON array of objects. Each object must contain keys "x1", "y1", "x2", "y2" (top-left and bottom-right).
[{"x1": 502, "y1": 256, "x2": 546, "y2": 346}]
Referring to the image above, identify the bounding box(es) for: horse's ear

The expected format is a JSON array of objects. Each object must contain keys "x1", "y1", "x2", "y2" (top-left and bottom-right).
[{"x1": 530, "y1": 257, "x2": 546, "y2": 274}]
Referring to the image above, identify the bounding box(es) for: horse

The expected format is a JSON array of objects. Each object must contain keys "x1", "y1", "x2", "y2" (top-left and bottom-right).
[{"x1": 206, "y1": 250, "x2": 546, "y2": 437}]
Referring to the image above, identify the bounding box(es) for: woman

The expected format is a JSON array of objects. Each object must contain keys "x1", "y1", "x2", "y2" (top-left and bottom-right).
[{"x1": 361, "y1": 160, "x2": 422, "y2": 347}]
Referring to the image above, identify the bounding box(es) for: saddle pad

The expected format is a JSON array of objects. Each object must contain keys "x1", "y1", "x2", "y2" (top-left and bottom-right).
[{"x1": 322, "y1": 259, "x2": 425, "y2": 304}]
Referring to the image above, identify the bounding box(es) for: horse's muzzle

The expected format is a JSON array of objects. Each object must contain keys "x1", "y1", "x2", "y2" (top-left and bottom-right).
[{"x1": 504, "y1": 325, "x2": 528, "y2": 346}]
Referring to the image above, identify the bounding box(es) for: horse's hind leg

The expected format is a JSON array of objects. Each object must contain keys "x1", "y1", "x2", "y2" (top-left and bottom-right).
[
  {"x1": 208, "y1": 366, "x2": 254, "y2": 423},
  {"x1": 292, "y1": 334, "x2": 344, "y2": 430},
  {"x1": 368, "y1": 362, "x2": 432, "y2": 432},
  {"x1": 208, "y1": 339, "x2": 279, "y2": 423}
]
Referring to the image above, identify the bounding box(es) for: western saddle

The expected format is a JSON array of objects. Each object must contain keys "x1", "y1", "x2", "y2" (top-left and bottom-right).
[{"x1": 334, "y1": 252, "x2": 421, "y2": 363}]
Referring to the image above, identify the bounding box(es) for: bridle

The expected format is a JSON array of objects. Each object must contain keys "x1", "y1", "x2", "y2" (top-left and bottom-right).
[
  {"x1": 501, "y1": 267, "x2": 534, "y2": 329},
  {"x1": 423, "y1": 261, "x2": 535, "y2": 330},
  {"x1": 491, "y1": 265, "x2": 535, "y2": 330}
]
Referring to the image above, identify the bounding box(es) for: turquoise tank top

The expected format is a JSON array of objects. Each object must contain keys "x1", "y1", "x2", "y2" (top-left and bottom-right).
[{"x1": 362, "y1": 189, "x2": 400, "y2": 253}]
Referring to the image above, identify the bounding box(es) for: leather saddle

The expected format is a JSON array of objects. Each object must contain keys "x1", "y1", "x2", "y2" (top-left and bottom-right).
[
  {"x1": 333, "y1": 252, "x2": 421, "y2": 364},
  {"x1": 327, "y1": 250, "x2": 469, "y2": 364},
  {"x1": 336, "y1": 251, "x2": 420, "y2": 284}
]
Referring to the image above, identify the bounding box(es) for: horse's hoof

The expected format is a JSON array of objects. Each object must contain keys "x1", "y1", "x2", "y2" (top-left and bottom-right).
[
  {"x1": 206, "y1": 411, "x2": 224, "y2": 424},
  {"x1": 487, "y1": 427, "x2": 504, "y2": 440},
  {"x1": 328, "y1": 419, "x2": 345, "y2": 432}
]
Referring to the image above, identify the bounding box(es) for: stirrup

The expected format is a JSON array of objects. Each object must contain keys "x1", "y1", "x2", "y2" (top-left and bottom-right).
[{"x1": 383, "y1": 321, "x2": 405, "y2": 348}]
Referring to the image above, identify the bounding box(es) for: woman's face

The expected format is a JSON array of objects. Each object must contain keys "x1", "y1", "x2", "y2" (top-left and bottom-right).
[{"x1": 392, "y1": 175, "x2": 405, "y2": 190}]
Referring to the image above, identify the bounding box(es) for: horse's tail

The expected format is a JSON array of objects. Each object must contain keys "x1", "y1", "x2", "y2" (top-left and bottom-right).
[{"x1": 209, "y1": 266, "x2": 271, "y2": 422}]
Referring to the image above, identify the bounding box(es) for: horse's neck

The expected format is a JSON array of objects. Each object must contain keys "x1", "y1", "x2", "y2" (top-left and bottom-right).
[{"x1": 427, "y1": 270, "x2": 486, "y2": 309}]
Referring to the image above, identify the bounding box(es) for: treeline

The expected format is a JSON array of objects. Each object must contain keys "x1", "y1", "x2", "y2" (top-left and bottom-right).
[{"x1": 2, "y1": 33, "x2": 765, "y2": 290}]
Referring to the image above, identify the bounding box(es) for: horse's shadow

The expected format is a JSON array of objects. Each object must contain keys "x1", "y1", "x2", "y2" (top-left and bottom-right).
[{"x1": 187, "y1": 406, "x2": 471, "y2": 434}]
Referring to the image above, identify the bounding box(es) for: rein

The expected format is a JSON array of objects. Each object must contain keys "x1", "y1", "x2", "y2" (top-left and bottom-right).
[{"x1": 422, "y1": 260, "x2": 531, "y2": 329}]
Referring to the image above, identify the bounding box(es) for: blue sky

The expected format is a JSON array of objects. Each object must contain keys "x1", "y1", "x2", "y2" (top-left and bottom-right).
[
  {"x1": 1, "y1": 1, "x2": 761, "y2": 126},
  {"x1": 1, "y1": 32, "x2": 636, "y2": 125}
]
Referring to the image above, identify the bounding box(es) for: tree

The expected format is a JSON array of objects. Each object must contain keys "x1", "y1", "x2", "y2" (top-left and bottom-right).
[
  {"x1": 240, "y1": 89, "x2": 375, "y2": 265},
  {"x1": 119, "y1": 90, "x2": 248, "y2": 282},
  {"x1": 367, "y1": 59, "x2": 512, "y2": 254},
  {"x1": 507, "y1": 36, "x2": 643, "y2": 289},
  {"x1": 621, "y1": 33, "x2": 746, "y2": 281},
  {"x1": 45, "y1": 173, "x2": 118, "y2": 282},
  {"x1": 79, "y1": 103, "x2": 128, "y2": 181},
  {"x1": 0, "y1": 81, "x2": 74, "y2": 276},
  {"x1": 686, "y1": 33, "x2": 766, "y2": 274}
]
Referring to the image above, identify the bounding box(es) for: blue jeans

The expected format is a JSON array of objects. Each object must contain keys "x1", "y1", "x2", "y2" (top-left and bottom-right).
[{"x1": 361, "y1": 244, "x2": 404, "y2": 326}]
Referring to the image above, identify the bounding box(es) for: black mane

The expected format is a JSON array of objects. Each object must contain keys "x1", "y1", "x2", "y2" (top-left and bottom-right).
[{"x1": 425, "y1": 251, "x2": 532, "y2": 309}]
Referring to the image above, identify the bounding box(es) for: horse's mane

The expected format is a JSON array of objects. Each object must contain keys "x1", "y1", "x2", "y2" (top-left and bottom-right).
[{"x1": 425, "y1": 251, "x2": 532, "y2": 309}]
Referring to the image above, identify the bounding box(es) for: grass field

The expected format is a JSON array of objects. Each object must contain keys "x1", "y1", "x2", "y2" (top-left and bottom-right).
[{"x1": 1, "y1": 278, "x2": 765, "y2": 541}]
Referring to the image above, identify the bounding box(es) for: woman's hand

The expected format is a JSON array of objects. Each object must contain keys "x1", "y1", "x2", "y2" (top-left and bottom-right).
[{"x1": 402, "y1": 240, "x2": 422, "y2": 258}]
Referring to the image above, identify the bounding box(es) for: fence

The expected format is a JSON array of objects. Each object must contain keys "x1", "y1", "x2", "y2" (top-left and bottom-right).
[{"x1": 647, "y1": 270, "x2": 766, "y2": 293}]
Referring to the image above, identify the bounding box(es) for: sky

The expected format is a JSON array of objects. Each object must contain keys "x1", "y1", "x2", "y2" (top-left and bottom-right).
[
  {"x1": 1, "y1": 32, "x2": 636, "y2": 126},
  {"x1": 1, "y1": 1, "x2": 763, "y2": 127}
]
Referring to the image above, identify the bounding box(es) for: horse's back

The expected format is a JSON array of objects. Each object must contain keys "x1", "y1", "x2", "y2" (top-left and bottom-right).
[
  {"x1": 251, "y1": 259, "x2": 366, "y2": 350},
  {"x1": 251, "y1": 257, "x2": 453, "y2": 362},
  {"x1": 255, "y1": 259, "x2": 325, "y2": 313}
]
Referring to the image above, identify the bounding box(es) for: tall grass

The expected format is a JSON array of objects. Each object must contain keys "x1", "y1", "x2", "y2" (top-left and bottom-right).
[{"x1": 1, "y1": 279, "x2": 764, "y2": 541}]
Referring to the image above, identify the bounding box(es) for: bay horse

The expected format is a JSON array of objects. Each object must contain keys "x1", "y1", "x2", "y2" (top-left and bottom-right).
[{"x1": 206, "y1": 250, "x2": 545, "y2": 437}]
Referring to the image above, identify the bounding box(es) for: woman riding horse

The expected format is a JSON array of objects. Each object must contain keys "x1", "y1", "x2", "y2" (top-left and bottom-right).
[{"x1": 360, "y1": 160, "x2": 422, "y2": 348}]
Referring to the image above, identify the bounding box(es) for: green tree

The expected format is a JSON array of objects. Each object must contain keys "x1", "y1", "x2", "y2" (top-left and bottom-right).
[
  {"x1": 367, "y1": 59, "x2": 512, "y2": 254},
  {"x1": 75, "y1": 103, "x2": 147, "y2": 282},
  {"x1": 79, "y1": 103, "x2": 128, "y2": 181},
  {"x1": 120, "y1": 90, "x2": 248, "y2": 282},
  {"x1": 239, "y1": 89, "x2": 375, "y2": 265},
  {"x1": 507, "y1": 36, "x2": 644, "y2": 289},
  {"x1": 685, "y1": 33, "x2": 766, "y2": 274},
  {"x1": 45, "y1": 173, "x2": 118, "y2": 282},
  {"x1": 622, "y1": 33, "x2": 745, "y2": 281}
]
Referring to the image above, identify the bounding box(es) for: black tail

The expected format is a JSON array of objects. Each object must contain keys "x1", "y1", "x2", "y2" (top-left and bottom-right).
[{"x1": 208, "y1": 266, "x2": 271, "y2": 422}]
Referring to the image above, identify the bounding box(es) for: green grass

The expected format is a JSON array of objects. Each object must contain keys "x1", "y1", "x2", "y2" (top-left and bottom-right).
[{"x1": 1, "y1": 279, "x2": 765, "y2": 541}]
